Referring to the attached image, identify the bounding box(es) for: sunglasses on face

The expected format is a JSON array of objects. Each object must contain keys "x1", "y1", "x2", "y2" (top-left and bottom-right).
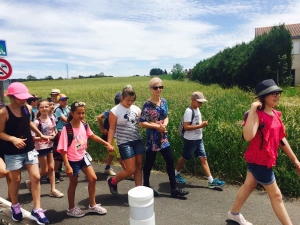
[
  {"x1": 271, "y1": 92, "x2": 281, "y2": 97},
  {"x1": 151, "y1": 86, "x2": 164, "y2": 90}
]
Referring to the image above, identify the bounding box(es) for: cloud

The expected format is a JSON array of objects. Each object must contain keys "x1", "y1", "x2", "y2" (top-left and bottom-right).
[{"x1": 0, "y1": 0, "x2": 298, "y2": 78}]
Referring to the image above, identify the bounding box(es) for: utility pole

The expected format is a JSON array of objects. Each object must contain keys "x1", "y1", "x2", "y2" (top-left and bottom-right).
[{"x1": 66, "y1": 64, "x2": 69, "y2": 79}]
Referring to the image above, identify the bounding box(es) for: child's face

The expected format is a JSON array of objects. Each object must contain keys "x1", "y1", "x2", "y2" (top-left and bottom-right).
[
  {"x1": 38, "y1": 101, "x2": 50, "y2": 115},
  {"x1": 192, "y1": 99, "x2": 202, "y2": 108},
  {"x1": 13, "y1": 97, "x2": 27, "y2": 106},
  {"x1": 32, "y1": 99, "x2": 38, "y2": 108},
  {"x1": 59, "y1": 99, "x2": 68, "y2": 107},
  {"x1": 71, "y1": 106, "x2": 85, "y2": 121},
  {"x1": 51, "y1": 94, "x2": 58, "y2": 102},
  {"x1": 265, "y1": 92, "x2": 280, "y2": 108},
  {"x1": 49, "y1": 102, "x2": 55, "y2": 113},
  {"x1": 121, "y1": 96, "x2": 135, "y2": 108}
]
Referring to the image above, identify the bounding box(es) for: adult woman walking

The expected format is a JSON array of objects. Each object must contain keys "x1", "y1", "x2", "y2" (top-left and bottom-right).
[
  {"x1": 107, "y1": 85, "x2": 144, "y2": 194},
  {"x1": 139, "y1": 77, "x2": 189, "y2": 198}
]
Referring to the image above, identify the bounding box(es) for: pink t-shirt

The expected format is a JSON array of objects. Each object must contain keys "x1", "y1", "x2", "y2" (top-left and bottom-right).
[
  {"x1": 57, "y1": 123, "x2": 93, "y2": 161},
  {"x1": 244, "y1": 110, "x2": 286, "y2": 168},
  {"x1": 32, "y1": 117, "x2": 56, "y2": 150}
]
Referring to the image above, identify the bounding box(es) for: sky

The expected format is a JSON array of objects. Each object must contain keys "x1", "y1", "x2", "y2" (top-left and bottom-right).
[{"x1": 0, "y1": 0, "x2": 299, "y2": 79}]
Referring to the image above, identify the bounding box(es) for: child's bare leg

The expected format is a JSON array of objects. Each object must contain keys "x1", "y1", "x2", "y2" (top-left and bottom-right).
[
  {"x1": 231, "y1": 172, "x2": 257, "y2": 213},
  {"x1": 263, "y1": 181, "x2": 292, "y2": 225}
]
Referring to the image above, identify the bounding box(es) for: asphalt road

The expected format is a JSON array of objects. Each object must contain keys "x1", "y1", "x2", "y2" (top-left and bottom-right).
[{"x1": 0, "y1": 163, "x2": 300, "y2": 225}]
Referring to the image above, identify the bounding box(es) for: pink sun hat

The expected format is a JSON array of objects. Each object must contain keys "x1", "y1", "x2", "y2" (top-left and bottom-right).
[{"x1": 5, "y1": 82, "x2": 33, "y2": 100}]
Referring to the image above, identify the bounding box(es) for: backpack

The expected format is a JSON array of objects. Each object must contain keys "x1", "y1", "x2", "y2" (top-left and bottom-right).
[
  {"x1": 101, "y1": 111, "x2": 110, "y2": 141},
  {"x1": 65, "y1": 122, "x2": 89, "y2": 147},
  {"x1": 178, "y1": 107, "x2": 195, "y2": 137},
  {"x1": 54, "y1": 106, "x2": 65, "y2": 124}
]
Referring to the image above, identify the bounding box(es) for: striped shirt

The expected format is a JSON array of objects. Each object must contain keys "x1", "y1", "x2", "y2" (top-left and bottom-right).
[{"x1": 110, "y1": 104, "x2": 142, "y2": 145}]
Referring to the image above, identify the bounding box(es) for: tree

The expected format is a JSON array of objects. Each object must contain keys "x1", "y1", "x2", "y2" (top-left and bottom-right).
[
  {"x1": 171, "y1": 64, "x2": 185, "y2": 80},
  {"x1": 191, "y1": 24, "x2": 292, "y2": 88},
  {"x1": 45, "y1": 75, "x2": 54, "y2": 80},
  {"x1": 149, "y1": 68, "x2": 164, "y2": 76},
  {"x1": 27, "y1": 75, "x2": 37, "y2": 80},
  {"x1": 57, "y1": 77, "x2": 63, "y2": 80},
  {"x1": 164, "y1": 69, "x2": 167, "y2": 74}
]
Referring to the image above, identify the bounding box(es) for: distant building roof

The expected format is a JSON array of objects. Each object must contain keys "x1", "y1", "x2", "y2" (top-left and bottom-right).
[{"x1": 255, "y1": 23, "x2": 300, "y2": 38}]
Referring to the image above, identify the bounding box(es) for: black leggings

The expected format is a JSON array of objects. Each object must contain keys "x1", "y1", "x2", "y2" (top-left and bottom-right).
[{"x1": 143, "y1": 146, "x2": 177, "y2": 190}]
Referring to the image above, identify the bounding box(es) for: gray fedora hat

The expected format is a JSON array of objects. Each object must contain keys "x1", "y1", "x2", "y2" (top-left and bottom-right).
[{"x1": 255, "y1": 79, "x2": 283, "y2": 98}]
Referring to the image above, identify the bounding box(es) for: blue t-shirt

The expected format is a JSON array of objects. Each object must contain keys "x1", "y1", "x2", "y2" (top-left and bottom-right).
[
  {"x1": 139, "y1": 98, "x2": 170, "y2": 152},
  {"x1": 55, "y1": 107, "x2": 70, "y2": 131},
  {"x1": 31, "y1": 107, "x2": 38, "y2": 122},
  {"x1": 103, "y1": 110, "x2": 109, "y2": 119}
]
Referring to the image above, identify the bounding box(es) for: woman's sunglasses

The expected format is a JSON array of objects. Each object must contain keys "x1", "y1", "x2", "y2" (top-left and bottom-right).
[{"x1": 151, "y1": 86, "x2": 164, "y2": 90}]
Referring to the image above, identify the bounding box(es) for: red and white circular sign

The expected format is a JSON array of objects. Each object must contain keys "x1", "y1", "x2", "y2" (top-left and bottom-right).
[{"x1": 0, "y1": 58, "x2": 12, "y2": 81}]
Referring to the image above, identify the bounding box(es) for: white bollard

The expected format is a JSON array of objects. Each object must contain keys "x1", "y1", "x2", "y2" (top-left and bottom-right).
[{"x1": 128, "y1": 186, "x2": 155, "y2": 225}]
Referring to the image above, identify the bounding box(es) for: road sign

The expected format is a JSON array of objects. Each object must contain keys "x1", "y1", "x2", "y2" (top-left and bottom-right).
[
  {"x1": 0, "y1": 58, "x2": 12, "y2": 80},
  {"x1": 0, "y1": 40, "x2": 7, "y2": 57}
]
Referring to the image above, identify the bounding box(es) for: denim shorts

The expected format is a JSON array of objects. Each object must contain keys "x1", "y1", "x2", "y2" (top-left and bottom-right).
[
  {"x1": 4, "y1": 151, "x2": 39, "y2": 171},
  {"x1": 182, "y1": 139, "x2": 206, "y2": 160},
  {"x1": 68, "y1": 157, "x2": 90, "y2": 176},
  {"x1": 118, "y1": 139, "x2": 145, "y2": 160},
  {"x1": 247, "y1": 163, "x2": 275, "y2": 185},
  {"x1": 37, "y1": 148, "x2": 53, "y2": 157}
]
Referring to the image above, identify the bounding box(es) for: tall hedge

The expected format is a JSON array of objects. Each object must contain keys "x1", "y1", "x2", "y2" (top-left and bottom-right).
[{"x1": 191, "y1": 24, "x2": 293, "y2": 88}]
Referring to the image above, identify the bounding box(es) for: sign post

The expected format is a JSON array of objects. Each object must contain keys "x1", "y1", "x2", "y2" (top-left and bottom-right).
[{"x1": 0, "y1": 58, "x2": 12, "y2": 109}]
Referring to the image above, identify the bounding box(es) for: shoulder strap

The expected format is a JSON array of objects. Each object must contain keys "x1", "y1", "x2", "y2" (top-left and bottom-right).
[
  {"x1": 83, "y1": 122, "x2": 88, "y2": 130},
  {"x1": 66, "y1": 122, "x2": 88, "y2": 147},
  {"x1": 65, "y1": 123, "x2": 74, "y2": 147},
  {"x1": 37, "y1": 118, "x2": 42, "y2": 132},
  {"x1": 188, "y1": 107, "x2": 195, "y2": 124}
]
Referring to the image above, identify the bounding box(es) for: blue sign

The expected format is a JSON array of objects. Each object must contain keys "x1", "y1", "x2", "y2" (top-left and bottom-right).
[{"x1": 0, "y1": 40, "x2": 7, "y2": 57}]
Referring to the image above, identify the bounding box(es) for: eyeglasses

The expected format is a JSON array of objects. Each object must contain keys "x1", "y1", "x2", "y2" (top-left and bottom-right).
[
  {"x1": 271, "y1": 92, "x2": 281, "y2": 97},
  {"x1": 74, "y1": 102, "x2": 86, "y2": 107},
  {"x1": 151, "y1": 86, "x2": 164, "y2": 90}
]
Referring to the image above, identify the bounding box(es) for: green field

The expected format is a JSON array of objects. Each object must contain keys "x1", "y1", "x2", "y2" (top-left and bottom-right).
[{"x1": 22, "y1": 76, "x2": 300, "y2": 197}]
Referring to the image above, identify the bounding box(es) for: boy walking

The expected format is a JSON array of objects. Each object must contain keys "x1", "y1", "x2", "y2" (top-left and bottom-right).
[{"x1": 175, "y1": 92, "x2": 225, "y2": 188}]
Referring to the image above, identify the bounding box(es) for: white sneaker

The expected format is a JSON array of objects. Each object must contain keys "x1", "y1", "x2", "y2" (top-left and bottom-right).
[
  {"x1": 227, "y1": 211, "x2": 253, "y2": 225},
  {"x1": 67, "y1": 207, "x2": 85, "y2": 218},
  {"x1": 104, "y1": 168, "x2": 116, "y2": 176},
  {"x1": 89, "y1": 204, "x2": 107, "y2": 215}
]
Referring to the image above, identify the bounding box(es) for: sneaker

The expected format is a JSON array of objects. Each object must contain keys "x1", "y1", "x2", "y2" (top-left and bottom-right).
[
  {"x1": 104, "y1": 168, "x2": 116, "y2": 176},
  {"x1": 89, "y1": 204, "x2": 107, "y2": 215},
  {"x1": 171, "y1": 187, "x2": 189, "y2": 198},
  {"x1": 55, "y1": 172, "x2": 64, "y2": 181},
  {"x1": 25, "y1": 180, "x2": 32, "y2": 192},
  {"x1": 227, "y1": 211, "x2": 253, "y2": 225},
  {"x1": 30, "y1": 208, "x2": 49, "y2": 225},
  {"x1": 175, "y1": 174, "x2": 186, "y2": 184},
  {"x1": 49, "y1": 189, "x2": 64, "y2": 198},
  {"x1": 66, "y1": 207, "x2": 85, "y2": 218},
  {"x1": 10, "y1": 203, "x2": 23, "y2": 221},
  {"x1": 208, "y1": 178, "x2": 225, "y2": 189},
  {"x1": 107, "y1": 177, "x2": 118, "y2": 195},
  {"x1": 46, "y1": 177, "x2": 60, "y2": 184}
]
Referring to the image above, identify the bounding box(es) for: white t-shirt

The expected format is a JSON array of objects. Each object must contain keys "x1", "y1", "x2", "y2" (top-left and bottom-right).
[
  {"x1": 183, "y1": 107, "x2": 203, "y2": 140},
  {"x1": 110, "y1": 104, "x2": 142, "y2": 145}
]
